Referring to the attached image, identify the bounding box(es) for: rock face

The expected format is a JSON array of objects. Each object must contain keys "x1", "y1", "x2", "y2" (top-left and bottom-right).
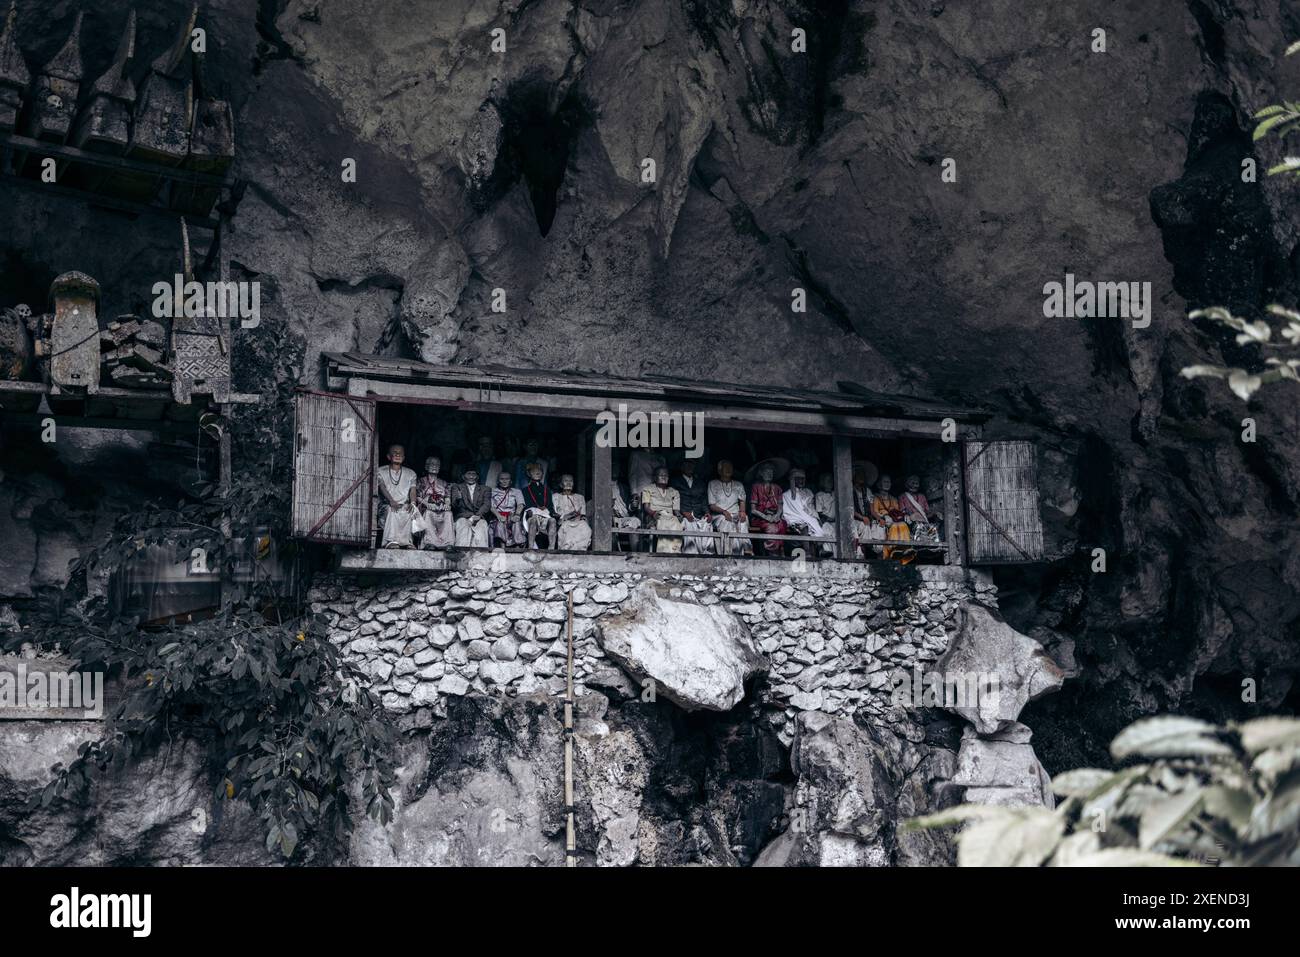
[
  {"x1": 597, "y1": 581, "x2": 764, "y2": 711},
  {"x1": 953, "y1": 724, "x2": 1055, "y2": 809},
  {"x1": 0, "y1": 722, "x2": 270, "y2": 866},
  {"x1": 2, "y1": 0, "x2": 1297, "y2": 863},
  {"x1": 937, "y1": 602, "x2": 1065, "y2": 735}
]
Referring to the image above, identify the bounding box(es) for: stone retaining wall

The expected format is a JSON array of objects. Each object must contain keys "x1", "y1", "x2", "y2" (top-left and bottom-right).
[{"x1": 310, "y1": 560, "x2": 999, "y2": 744}]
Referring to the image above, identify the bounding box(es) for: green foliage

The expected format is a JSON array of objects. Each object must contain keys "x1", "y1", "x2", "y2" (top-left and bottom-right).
[
  {"x1": 1253, "y1": 40, "x2": 1300, "y2": 178},
  {"x1": 1, "y1": 325, "x2": 398, "y2": 859},
  {"x1": 7, "y1": 596, "x2": 397, "y2": 862},
  {"x1": 906, "y1": 716, "x2": 1300, "y2": 866},
  {"x1": 1182, "y1": 305, "x2": 1300, "y2": 400}
]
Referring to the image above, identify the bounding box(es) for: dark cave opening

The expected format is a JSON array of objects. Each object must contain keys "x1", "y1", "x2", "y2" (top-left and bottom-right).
[{"x1": 483, "y1": 81, "x2": 591, "y2": 237}]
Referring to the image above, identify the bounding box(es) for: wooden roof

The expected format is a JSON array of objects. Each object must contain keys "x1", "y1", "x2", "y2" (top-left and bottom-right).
[{"x1": 323, "y1": 352, "x2": 988, "y2": 424}]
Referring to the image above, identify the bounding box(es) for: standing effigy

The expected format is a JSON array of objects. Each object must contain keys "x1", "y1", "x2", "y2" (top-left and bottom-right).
[
  {"x1": 47, "y1": 271, "x2": 101, "y2": 393},
  {"x1": 0, "y1": 1, "x2": 30, "y2": 135},
  {"x1": 900, "y1": 475, "x2": 940, "y2": 546}
]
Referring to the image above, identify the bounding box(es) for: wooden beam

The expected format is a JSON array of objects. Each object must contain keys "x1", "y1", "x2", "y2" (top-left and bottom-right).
[
  {"x1": 592, "y1": 431, "x2": 612, "y2": 552},
  {"x1": 833, "y1": 435, "x2": 855, "y2": 561},
  {"x1": 344, "y1": 377, "x2": 980, "y2": 440}
]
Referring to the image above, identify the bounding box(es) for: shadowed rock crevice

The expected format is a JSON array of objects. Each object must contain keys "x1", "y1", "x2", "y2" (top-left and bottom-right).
[{"x1": 480, "y1": 80, "x2": 592, "y2": 236}]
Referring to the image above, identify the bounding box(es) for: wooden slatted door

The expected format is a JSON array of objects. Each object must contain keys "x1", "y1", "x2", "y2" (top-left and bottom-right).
[
  {"x1": 963, "y1": 440, "x2": 1044, "y2": 563},
  {"x1": 292, "y1": 392, "x2": 376, "y2": 545}
]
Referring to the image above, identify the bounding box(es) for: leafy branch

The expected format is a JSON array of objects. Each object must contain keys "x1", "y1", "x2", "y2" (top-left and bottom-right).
[{"x1": 906, "y1": 716, "x2": 1300, "y2": 866}]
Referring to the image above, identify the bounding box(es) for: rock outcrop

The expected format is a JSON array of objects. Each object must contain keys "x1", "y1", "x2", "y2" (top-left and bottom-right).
[{"x1": 597, "y1": 581, "x2": 764, "y2": 712}]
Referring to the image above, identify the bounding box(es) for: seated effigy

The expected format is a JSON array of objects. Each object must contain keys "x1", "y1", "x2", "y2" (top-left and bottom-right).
[
  {"x1": 416, "y1": 456, "x2": 454, "y2": 549},
  {"x1": 815, "y1": 473, "x2": 837, "y2": 547},
  {"x1": 489, "y1": 472, "x2": 526, "y2": 547},
  {"x1": 611, "y1": 466, "x2": 640, "y2": 549},
  {"x1": 643, "y1": 466, "x2": 683, "y2": 553},
  {"x1": 871, "y1": 474, "x2": 913, "y2": 562},
  {"x1": 672, "y1": 460, "x2": 713, "y2": 554},
  {"x1": 552, "y1": 474, "x2": 591, "y2": 551},
  {"x1": 900, "y1": 474, "x2": 941, "y2": 545},
  {"x1": 748, "y1": 460, "x2": 788, "y2": 556},
  {"x1": 782, "y1": 467, "x2": 831, "y2": 555},
  {"x1": 378, "y1": 444, "x2": 417, "y2": 549},
  {"x1": 520, "y1": 462, "x2": 555, "y2": 550},
  {"x1": 708, "y1": 460, "x2": 750, "y2": 556},
  {"x1": 452, "y1": 466, "x2": 492, "y2": 547}
]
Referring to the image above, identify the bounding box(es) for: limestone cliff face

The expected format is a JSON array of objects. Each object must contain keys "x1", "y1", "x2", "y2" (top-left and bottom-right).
[{"x1": 0, "y1": 0, "x2": 1297, "y2": 829}]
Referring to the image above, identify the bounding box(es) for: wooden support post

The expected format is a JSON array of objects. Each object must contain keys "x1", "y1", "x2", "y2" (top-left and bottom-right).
[
  {"x1": 564, "y1": 592, "x2": 577, "y2": 867},
  {"x1": 832, "y1": 434, "x2": 855, "y2": 560},
  {"x1": 943, "y1": 441, "x2": 966, "y2": 566},
  {"x1": 592, "y1": 431, "x2": 612, "y2": 552}
]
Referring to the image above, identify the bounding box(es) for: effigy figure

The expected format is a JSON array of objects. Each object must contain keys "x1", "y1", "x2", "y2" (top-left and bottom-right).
[
  {"x1": 708, "y1": 459, "x2": 751, "y2": 556},
  {"x1": 871, "y1": 474, "x2": 912, "y2": 562},
  {"x1": 521, "y1": 462, "x2": 556, "y2": 550},
  {"x1": 512, "y1": 437, "x2": 550, "y2": 489},
  {"x1": 851, "y1": 467, "x2": 880, "y2": 557},
  {"x1": 628, "y1": 449, "x2": 666, "y2": 504},
  {"x1": 672, "y1": 459, "x2": 713, "y2": 554},
  {"x1": 473, "y1": 435, "x2": 504, "y2": 488},
  {"x1": 901, "y1": 474, "x2": 941, "y2": 546},
  {"x1": 378, "y1": 444, "x2": 417, "y2": 549},
  {"x1": 416, "y1": 456, "x2": 454, "y2": 550},
  {"x1": 782, "y1": 468, "x2": 831, "y2": 555},
  {"x1": 553, "y1": 474, "x2": 592, "y2": 552},
  {"x1": 643, "y1": 466, "x2": 683, "y2": 553},
  {"x1": 489, "y1": 472, "x2": 526, "y2": 547},
  {"x1": 748, "y1": 462, "x2": 788, "y2": 556},
  {"x1": 815, "y1": 473, "x2": 836, "y2": 530},
  {"x1": 452, "y1": 466, "x2": 492, "y2": 548}
]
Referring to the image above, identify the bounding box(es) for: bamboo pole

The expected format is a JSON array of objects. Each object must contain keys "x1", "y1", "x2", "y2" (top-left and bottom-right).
[{"x1": 564, "y1": 589, "x2": 576, "y2": 866}]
